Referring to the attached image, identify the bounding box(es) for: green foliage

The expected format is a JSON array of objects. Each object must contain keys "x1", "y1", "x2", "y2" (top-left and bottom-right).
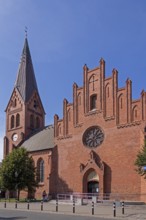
[
  {"x1": 0, "y1": 148, "x2": 38, "y2": 198},
  {"x1": 135, "y1": 145, "x2": 146, "y2": 178}
]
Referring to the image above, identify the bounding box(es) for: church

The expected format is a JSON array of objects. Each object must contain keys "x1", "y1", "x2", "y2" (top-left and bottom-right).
[{"x1": 4, "y1": 37, "x2": 146, "y2": 201}]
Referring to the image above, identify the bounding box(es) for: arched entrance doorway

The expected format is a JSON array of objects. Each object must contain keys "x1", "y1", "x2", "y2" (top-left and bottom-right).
[
  {"x1": 88, "y1": 181, "x2": 99, "y2": 193},
  {"x1": 81, "y1": 152, "x2": 104, "y2": 194},
  {"x1": 83, "y1": 170, "x2": 99, "y2": 193}
]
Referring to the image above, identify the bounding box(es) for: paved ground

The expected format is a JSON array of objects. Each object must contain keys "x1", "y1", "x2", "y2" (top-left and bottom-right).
[
  {"x1": 0, "y1": 201, "x2": 146, "y2": 219},
  {"x1": 0, "y1": 209, "x2": 103, "y2": 220}
]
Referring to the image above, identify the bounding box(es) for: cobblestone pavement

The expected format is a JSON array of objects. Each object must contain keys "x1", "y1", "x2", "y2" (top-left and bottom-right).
[{"x1": 0, "y1": 201, "x2": 146, "y2": 220}]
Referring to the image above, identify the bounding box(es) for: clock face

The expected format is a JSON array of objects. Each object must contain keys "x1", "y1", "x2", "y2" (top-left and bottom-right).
[
  {"x1": 83, "y1": 126, "x2": 104, "y2": 148},
  {"x1": 12, "y1": 133, "x2": 18, "y2": 142}
]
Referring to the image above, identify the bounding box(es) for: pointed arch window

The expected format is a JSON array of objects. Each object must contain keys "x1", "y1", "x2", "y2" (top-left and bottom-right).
[
  {"x1": 90, "y1": 94, "x2": 97, "y2": 110},
  {"x1": 36, "y1": 117, "x2": 40, "y2": 129},
  {"x1": 107, "y1": 87, "x2": 110, "y2": 97},
  {"x1": 37, "y1": 158, "x2": 44, "y2": 183},
  {"x1": 132, "y1": 106, "x2": 138, "y2": 122},
  {"x1": 105, "y1": 84, "x2": 110, "y2": 99},
  {"x1": 118, "y1": 94, "x2": 123, "y2": 111},
  {"x1": 11, "y1": 115, "x2": 15, "y2": 129},
  {"x1": 135, "y1": 109, "x2": 137, "y2": 118},
  {"x1": 5, "y1": 145, "x2": 9, "y2": 156},
  {"x1": 119, "y1": 97, "x2": 123, "y2": 109},
  {"x1": 4, "y1": 137, "x2": 9, "y2": 156},
  {"x1": 58, "y1": 124, "x2": 61, "y2": 136},
  {"x1": 30, "y1": 114, "x2": 34, "y2": 128},
  {"x1": 16, "y1": 113, "x2": 20, "y2": 127}
]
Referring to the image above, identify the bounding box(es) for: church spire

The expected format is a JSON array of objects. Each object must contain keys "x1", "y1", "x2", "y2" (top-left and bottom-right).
[{"x1": 15, "y1": 37, "x2": 38, "y2": 102}]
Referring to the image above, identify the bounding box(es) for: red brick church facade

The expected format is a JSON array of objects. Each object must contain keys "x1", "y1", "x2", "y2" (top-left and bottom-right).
[{"x1": 4, "y1": 38, "x2": 146, "y2": 201}]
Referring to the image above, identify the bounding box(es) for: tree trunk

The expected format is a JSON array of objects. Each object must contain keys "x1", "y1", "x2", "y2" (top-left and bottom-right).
[{"x1": 18, "y1": 190, "x2": 20, "y2": 201}]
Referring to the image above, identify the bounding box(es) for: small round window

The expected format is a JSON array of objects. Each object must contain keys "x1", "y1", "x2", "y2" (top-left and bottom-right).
[{"x1": 83, "y1": 126, "x2": 104, "y2": 148}]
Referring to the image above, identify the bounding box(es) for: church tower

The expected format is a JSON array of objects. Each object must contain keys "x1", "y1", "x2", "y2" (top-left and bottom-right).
[{"x1": 4, "y1": 37, "x2": 45, "y2": 157}]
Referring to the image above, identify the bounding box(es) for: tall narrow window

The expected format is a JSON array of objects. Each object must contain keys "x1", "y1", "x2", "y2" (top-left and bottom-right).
[
  {"x1": 37, "y1": 159, "x2": 44, "y2": 183},
  {"x1": 4, "y1": 137, "x2": 9, "y2": 156},
  {"x1": 107, "y1": 87, "x2": 110, "y2": 97},
  {"x1": 11, "y1": 115, "x2": 15, "y2": 129},
  {"x1": 90, "y1": 95, "x2": 97, "y2": 110},
  {"x1": 120, "y1": 98, "x2": 123, "y2": 109},
  {"x1": 5, "y1": 145, "x2": 9, "y2": 156},
  {"x1": 16, "y1": 113, "x2": 20, "y2": 127},
  {"x1": 40, "y1": 160, "x2": 44, "y2": 182},
  {"x1": 135, "y1": 109, "x2": 137, "y2": 118},
  {"x1": 30, "y1": 114, "x2": 34, "y2": 128},
  {"x1": 36, "y1": 117, "x2": 40, "y2": 129}
]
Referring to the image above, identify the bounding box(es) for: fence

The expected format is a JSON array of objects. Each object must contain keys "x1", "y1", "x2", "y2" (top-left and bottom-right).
[{"x1": 57, "y1": 193, "x2": 146, "y2": 204}]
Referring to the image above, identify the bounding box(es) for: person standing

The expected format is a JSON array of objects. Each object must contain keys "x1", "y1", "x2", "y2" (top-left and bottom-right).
[{"x1": 42, "y1": 190, "x2": 47, "y2": 201}]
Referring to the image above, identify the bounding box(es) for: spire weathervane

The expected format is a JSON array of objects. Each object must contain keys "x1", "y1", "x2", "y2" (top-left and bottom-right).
[{"x1": 25, "y1": 26, "x2": 28, "y2": 38}]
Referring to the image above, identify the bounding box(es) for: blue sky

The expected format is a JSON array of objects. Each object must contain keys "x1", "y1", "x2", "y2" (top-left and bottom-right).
[{"x1": 0, "y1": 0, "x2": 146, "y2": 161}]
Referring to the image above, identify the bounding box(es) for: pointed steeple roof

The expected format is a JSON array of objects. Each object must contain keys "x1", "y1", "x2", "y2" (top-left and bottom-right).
[{"x1": 15, "y1": 37, "x2": 38, "y2": 102}]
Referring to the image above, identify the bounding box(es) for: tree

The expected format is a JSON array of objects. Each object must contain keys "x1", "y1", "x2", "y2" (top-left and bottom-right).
[
  {"x1": 0, "y1": 147, "x2": 38, "y2": 200},
  {"x1": 135, "y1": 145, "x2": 146, "y2": 179}
]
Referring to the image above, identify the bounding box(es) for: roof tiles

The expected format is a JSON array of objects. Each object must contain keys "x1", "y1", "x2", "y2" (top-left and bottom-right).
[
  {"x1": 15, "y1": 38, "x2": 38, "y2": 102},
  {"x1": 21, "y1": 125, "x2": 55, "y2": 152}
]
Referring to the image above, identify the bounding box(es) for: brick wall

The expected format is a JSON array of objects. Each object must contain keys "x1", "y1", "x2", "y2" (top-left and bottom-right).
[{"x1": 54, "y1": 59, "x2": 146, "y2": 199}]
